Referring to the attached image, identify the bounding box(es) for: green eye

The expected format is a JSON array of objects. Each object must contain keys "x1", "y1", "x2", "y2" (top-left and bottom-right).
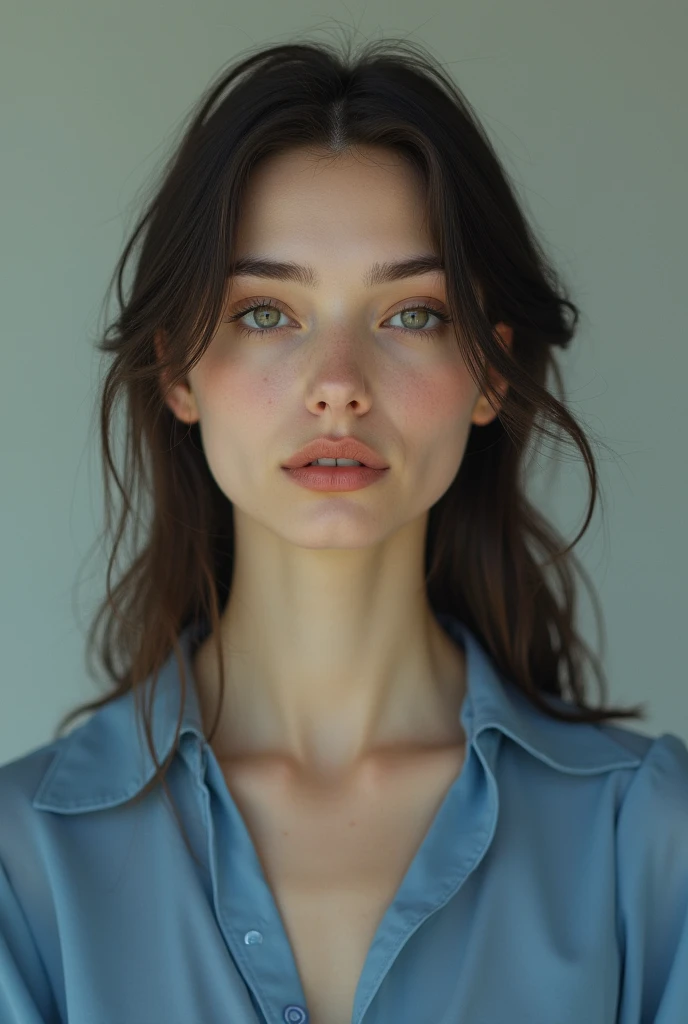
[{"x1": 225, "y1": 300, "x2": 453, "y2": 340}]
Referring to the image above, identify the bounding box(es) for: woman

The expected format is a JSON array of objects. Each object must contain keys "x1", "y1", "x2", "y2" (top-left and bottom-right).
[{"x1": 1, "y1": 33, "x2": 686, "y2": 1024}]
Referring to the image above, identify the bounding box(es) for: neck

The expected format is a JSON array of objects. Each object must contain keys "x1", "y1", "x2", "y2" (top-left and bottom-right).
[{"x1": 191, "y1": 512, "x2": 468, "y2": 782}]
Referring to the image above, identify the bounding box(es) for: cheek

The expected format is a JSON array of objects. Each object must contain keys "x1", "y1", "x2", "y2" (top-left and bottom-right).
[
  {"x1": 196, "y1": 350, "x2": 285, "y2": 428},
  {"x1": 393, "y1": 362, "x2": 475, "y2": 440},
  {"x1": 192, "y1": 359, "x2": 285, "y2": 489},
  {"x1": 391, "y1": 363, "x2": 477, "y2": 501}
]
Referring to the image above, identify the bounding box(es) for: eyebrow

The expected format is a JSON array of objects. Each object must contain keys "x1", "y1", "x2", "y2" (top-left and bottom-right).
[{"x1": 226, "y1": 253, "x2": 445, "y2": 289}]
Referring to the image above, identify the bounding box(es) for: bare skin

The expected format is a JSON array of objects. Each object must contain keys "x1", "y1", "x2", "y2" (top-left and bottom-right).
[{"x1": 155, "y1": 143, "x2": 512, "y2": 1022}]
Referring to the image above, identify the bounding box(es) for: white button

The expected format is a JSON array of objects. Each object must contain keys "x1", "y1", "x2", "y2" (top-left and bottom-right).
[
  {"x1": 283, "y1": 1006, "x2": 308, "y2": 1023},
  {"x1": 244, "y1": 930, "x2": 263, "y2": 945}
]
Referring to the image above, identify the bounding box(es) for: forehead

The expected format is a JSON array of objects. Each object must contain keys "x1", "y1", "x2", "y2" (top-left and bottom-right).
[{"x1": 230, "y1": 146, "x2": 439, "y2": 291}]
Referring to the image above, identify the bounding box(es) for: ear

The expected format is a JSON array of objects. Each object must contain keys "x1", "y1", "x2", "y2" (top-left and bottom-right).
[
  {"x1": 153, "y1": 329, "x2": 201, "y2": 425},
  {"x1": 470, "y1": 323, "x2": 513, "y2": 427}
]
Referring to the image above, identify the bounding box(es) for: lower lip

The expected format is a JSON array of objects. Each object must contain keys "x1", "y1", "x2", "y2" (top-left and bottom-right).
[{"x1": 282, "y1": 465, "x2": 389, "y2": 491}]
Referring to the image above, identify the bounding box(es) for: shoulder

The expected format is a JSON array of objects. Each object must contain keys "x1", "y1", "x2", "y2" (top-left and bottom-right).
[
  {"x1": 608, "y1": 731, "x2": 688, "y2": 1020},
  {"x1": 614, "y1": 729, "x2": 688, "y2": 855}
]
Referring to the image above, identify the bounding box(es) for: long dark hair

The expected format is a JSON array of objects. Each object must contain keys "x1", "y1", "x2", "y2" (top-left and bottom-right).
[{"x1": 55, "y1": 31, "x2": 647, "y2": 862}]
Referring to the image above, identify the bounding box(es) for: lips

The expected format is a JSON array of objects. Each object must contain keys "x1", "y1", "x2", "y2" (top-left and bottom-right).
[{"x1": 282, "y1": 435, "x2": 388, "y2": 470}]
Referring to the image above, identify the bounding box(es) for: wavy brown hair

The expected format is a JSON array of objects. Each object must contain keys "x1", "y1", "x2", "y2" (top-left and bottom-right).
[{"x1": 56, "y1": 30, "x2": 647, "y2": 863}]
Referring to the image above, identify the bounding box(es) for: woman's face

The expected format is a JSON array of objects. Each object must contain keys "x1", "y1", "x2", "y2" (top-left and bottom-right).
[{"x1": 160, "y1": 144, "x2": 510, "y2": 550}]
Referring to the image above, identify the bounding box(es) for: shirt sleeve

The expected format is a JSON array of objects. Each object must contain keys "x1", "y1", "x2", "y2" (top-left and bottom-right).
[
  {"x1": 0, "y1": 857, "x2": 59, "y2": 1024},
  {"x1": 616, "y1": 731, "x2": 688, "y2": 1024}
]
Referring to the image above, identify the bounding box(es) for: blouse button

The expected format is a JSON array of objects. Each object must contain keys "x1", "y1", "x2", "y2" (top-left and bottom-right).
[
  {"x1": 243, "y1": 930, "x2": 263, "y2": 945},
  {"x1": 283, "y1": 1006, "x2": 308, "y2": 1023}
]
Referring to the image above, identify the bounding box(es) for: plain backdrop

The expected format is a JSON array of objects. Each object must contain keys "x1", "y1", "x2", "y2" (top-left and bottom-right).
[{"x1": 1, "y1": 0, "x2": 686, "y2": 764}]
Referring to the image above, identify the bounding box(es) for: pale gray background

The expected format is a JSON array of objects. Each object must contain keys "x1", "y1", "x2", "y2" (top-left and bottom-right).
[{"x1": 1, "y1": 1, "x2": 686, "y2": 764}]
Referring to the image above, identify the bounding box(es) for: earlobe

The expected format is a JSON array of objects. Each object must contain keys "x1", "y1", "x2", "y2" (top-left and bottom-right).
[
  {"x1": 167, "y1": 387, "x2": 199, "y2": 425},
  {"x1": 168, "y1": 381, "x2": 200, "y2": 426},
  {"x1": 153, "y1": 329, "x2": 200, "y2": 425},
  {"x1": 470, "y1": 322, "x2": 513, "y2": 427}
]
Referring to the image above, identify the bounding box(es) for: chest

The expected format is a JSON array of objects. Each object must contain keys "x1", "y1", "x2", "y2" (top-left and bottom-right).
[{"x1": 218, "y1": 747, "x2": 465, "y2": 1024}]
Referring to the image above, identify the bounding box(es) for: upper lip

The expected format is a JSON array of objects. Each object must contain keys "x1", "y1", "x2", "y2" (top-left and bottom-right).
[{"x1": 282, "y1": 435, "x2": 389, "y2": 470}]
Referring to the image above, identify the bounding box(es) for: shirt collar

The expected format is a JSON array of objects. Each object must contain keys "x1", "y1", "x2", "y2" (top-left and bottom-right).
[{"x1": 33, "y1": 613, "x2": 642, "y2": 814}]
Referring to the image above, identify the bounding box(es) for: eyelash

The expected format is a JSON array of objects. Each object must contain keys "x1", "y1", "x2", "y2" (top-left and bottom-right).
[{"x1": 224, "y1": 297, "x2": 453, "y2": 340}]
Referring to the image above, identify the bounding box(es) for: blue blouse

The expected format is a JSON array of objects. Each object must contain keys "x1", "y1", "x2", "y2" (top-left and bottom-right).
[{"x1": 0, "y1": 612, "x2": 687, "y2": 1023}]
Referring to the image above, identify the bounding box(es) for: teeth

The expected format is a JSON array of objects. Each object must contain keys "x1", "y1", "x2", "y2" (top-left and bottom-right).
[{"x1": 309, "y1": 458, "x2": 363, "y2": 467}]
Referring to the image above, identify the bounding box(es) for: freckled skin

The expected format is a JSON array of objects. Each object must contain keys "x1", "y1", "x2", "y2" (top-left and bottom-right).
[{"x1": 155, "y1": 143, "x2": 512, "y2": 782}]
